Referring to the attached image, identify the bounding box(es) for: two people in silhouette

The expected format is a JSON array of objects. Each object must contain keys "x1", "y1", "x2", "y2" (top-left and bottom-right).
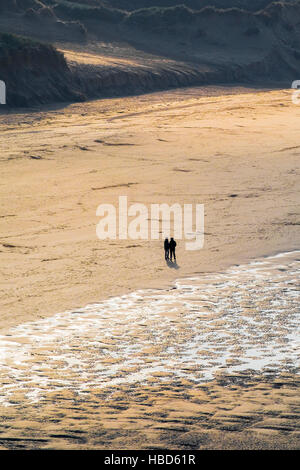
[{"x1": 164, "y1": 238, "x2": 177, "y2": 262}]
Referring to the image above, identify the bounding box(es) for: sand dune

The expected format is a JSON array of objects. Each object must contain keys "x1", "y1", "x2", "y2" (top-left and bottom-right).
[{"x1": 2, "y1": 1, "x2": 300, "y2": 106}]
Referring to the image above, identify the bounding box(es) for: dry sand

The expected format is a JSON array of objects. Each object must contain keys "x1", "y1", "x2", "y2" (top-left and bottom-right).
[{"x1": 0, "y1": 86, "x2": 299, "y2": 449}]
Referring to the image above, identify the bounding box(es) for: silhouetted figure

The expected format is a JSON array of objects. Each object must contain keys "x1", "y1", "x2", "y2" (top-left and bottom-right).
[
  {"x1": 169, "y1": 238, "x2": 177, "y2": 262},
  {"x1": 164, "y1": 238, "x2": 170, "y2": 260}
]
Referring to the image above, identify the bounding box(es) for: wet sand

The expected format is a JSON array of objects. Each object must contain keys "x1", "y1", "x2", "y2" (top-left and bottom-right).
[
  {"x1": 0, "y1": 251, "x2": 299, "y2": 450},
  {"x1": 0, "y1": 373, "x2": 299, "y2": 450},
  {"x1": 0, "y1": 251, "x2": 299, "y2": 405}
]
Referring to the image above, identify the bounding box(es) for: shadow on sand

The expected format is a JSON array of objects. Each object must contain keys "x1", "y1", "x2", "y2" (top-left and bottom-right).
[{"x1": 166, "y1": 259, "x2": 180, "y2": 270}]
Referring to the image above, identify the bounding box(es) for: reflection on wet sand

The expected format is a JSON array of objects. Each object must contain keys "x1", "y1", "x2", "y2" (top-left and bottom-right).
[{"x1": 0, "y1": 251, "x2": 298, "y2": 407}]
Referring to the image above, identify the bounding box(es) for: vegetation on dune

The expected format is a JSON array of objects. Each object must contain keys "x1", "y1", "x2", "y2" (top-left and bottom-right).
[
  {"x1": 0, "y1": 32, "x2": 42, "y2": 54},
  {"x1": 0, "y1": 0, "x2": 45, "y2": 10},
  {"x1": 99, "y1": 0, "x2": 300, "y2": 13},
  {"x1": 57, "y1": 0, "x2": 105, "y2": 5},
  {"x1": 2, "y1": 0, "x2": 300, "y2": 18},
  {"x1": 123, "y1": 4, "x2": 252, "y2": 30},
  {"x1": 18, "y1": 0, "x2": 45, "y2": 8},
  {"x1": 0, "y1": 32, "x2": 66, "y2": 68},
  {"x1": 4, "y1": 0, "x2": 299, "y2": 31},
  {"x1": 51, "y1": 1, "x2": 300, "y2": 32},
  {"x1": 52, "y1": 0, "x2": 126, "y2": 22},
  {"x1": 125, "y1": 5, "x2": 196, "y2": 28}
]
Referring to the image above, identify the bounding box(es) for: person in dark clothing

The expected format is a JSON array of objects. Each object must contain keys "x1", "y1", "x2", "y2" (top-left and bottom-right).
[
  {"x1": 169, "y1": 238, "x2": 177, "y2": 262},
  {"x1": 164, "y1": 238, "x2": 170, "y2": 260}
]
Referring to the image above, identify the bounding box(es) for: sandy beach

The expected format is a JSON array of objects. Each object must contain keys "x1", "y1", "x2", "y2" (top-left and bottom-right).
[
  {"x1": 0, "y1": 86, "x2": 299, "y2": 449},
  {"x1": 0, "y1": 86, "x2": 299, "y2": 329}
]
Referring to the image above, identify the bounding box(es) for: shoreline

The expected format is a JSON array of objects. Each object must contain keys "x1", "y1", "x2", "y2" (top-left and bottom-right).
[
  {"x1": 29, "y1": 245, "x2": 300, "y2": 318},
  {"x1": 0, "y1": 222, "x2": 298, "y2": 334}
]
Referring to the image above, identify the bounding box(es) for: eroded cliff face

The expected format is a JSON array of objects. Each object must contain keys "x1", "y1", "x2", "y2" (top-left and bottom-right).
[
  {"x1": 0, "y1": 38, "x2": 296, "y2": 107},
  {"x1": 0, "y1": 35, "x2": 85, "y2": 106},
  {"x1": 1, "y1": 1, "x2": 300, "y2": 107}
]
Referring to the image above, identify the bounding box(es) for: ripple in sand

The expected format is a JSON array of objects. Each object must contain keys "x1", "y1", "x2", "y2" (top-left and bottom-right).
[{"x1": 0, "y1": 251, "x2": 299, "y2": 405}]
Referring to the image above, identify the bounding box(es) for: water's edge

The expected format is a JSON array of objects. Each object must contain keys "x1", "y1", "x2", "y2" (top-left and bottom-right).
[{"x1": 0, "y1": 250, "x2": 299, "y2": 406}]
